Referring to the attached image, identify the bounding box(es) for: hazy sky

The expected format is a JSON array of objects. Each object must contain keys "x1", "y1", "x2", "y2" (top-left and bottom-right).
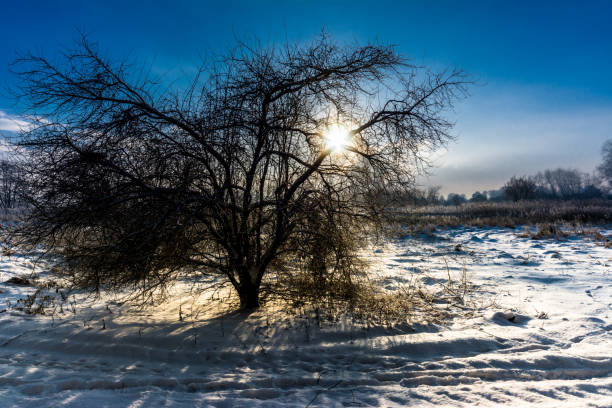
[{"x1": 1, "y1": 0, "x2": 611, "y2": 195}]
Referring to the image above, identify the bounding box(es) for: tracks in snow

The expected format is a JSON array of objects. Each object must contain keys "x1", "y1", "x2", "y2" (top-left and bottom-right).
[{"x1": 1, "y1": 324, "x2": 611, "y2": 407}]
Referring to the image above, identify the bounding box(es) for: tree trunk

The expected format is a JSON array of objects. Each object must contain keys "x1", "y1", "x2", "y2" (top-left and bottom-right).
[{"x1": 238, "y1": 279, "x2": 260, "y2": 310}]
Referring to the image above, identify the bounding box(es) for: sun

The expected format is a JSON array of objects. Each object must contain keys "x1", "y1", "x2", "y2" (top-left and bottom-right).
[{"x1": 325, "y1": 124, "x2": 350, "y2": 152}]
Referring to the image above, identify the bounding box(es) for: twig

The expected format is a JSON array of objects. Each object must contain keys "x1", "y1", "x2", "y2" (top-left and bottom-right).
[{"x1": 305, "y1": 379, "x2": 343, "y2": 407}]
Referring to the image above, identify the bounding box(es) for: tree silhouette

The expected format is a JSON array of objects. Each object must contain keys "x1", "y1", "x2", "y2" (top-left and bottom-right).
[
  {"x1": 503, "y1": 176, "x2": 537, "y2": 201},
  {"x1": 13, "y1": 35, "x2": 468, "y2": 309},
  {"x1": 598, "y1": 140, "x2": 612, "y2": 188},
  {"x1": 0, "y1": 160, "x2": 22, "y2": 209}
]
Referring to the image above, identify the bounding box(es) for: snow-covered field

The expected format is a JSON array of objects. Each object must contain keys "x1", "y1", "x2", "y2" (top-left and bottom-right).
[{"x1": 0, "y1": 226, "x2": 610, "y2": 407}]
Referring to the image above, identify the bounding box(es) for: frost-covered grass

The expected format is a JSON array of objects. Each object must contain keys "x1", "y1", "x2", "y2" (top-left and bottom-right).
[{"x1": 0, "y1": 226, "x2": 611, "y2": 407}]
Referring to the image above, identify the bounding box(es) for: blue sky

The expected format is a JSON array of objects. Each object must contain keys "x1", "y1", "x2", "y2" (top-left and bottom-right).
[{"x1": 1, "y1": 0, "x2": 611, "y2": 194}]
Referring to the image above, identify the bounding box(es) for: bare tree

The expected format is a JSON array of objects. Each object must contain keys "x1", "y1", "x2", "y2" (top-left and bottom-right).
[
  {"x1": 426, "y1": 186, "x2": 442, "y2": 204},
  {"x1": 532, "y1": 171, "x2": 556, "y2": 199},
  {"x1": 532, "y1": 168, "x2": 585, "y2": 199},
  {"x1": 0, "y1": 159, "x2": 22, "y2": 209},
  {"x1": 503, "y1": 176, "x2": 537, "y2": 201},
  {"x1": 551, "y1": 168, "x2": 583, "y2": 198},
  {"x1": 445, "y1": 193, "x2": 467, "y2": 206},
  {"x1": 13, "y1": 35, "x2": 468, "y2": 309},
  {"x1": 598, "y1": 139, "x2": 612, "y2": 188},
  {"x1": 470, "y1": 191, "x2": 486, "y2": 202}
]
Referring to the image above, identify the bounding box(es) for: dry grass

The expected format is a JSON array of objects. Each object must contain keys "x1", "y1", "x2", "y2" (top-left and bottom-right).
[
  {"x1": 518, "y1": 223, "x2": 569, "y2": 240},
  {"x1": 575, "y1": 227, "x2": 612, "y2": 248},
  {"x1": 394, "y1": 199, "x2": 612, "y2": 228},
  {"x1": 260, "y1": 258, "x2": 481, "y2": 327},
  {"x1": 513, "y1": 222, "x2": 612, "y2": 247}
]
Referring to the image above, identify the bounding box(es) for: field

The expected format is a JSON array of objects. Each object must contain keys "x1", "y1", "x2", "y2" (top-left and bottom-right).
[
  {"x1": 395, "y1": 200, "x2": 612, "y2": 227},
  {"x1": 0, "y1": 224, "x2": 611, "y2": 407}
]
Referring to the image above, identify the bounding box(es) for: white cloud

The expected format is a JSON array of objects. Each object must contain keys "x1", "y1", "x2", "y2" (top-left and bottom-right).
[{"x1": 0, "y1": 111, "x2": 29, "y2": 132}]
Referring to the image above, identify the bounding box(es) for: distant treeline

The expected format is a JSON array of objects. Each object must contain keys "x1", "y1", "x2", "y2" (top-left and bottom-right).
[
  {"x1": 420, "y1": 140, "x2": 612, "y2": 206},
  {"x1": 427, "y1": 167, "x2": 608, "y2": 206}
]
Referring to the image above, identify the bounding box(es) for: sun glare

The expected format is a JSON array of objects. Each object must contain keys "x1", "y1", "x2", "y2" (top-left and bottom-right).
[{"x1": 325, "y1": 124, "x2": 350, "y2": 152}]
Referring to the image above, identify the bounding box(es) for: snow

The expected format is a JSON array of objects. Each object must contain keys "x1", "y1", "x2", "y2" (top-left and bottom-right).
[{"x1": 0, "y1": 226, "x2": 610, "y2": 407}]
